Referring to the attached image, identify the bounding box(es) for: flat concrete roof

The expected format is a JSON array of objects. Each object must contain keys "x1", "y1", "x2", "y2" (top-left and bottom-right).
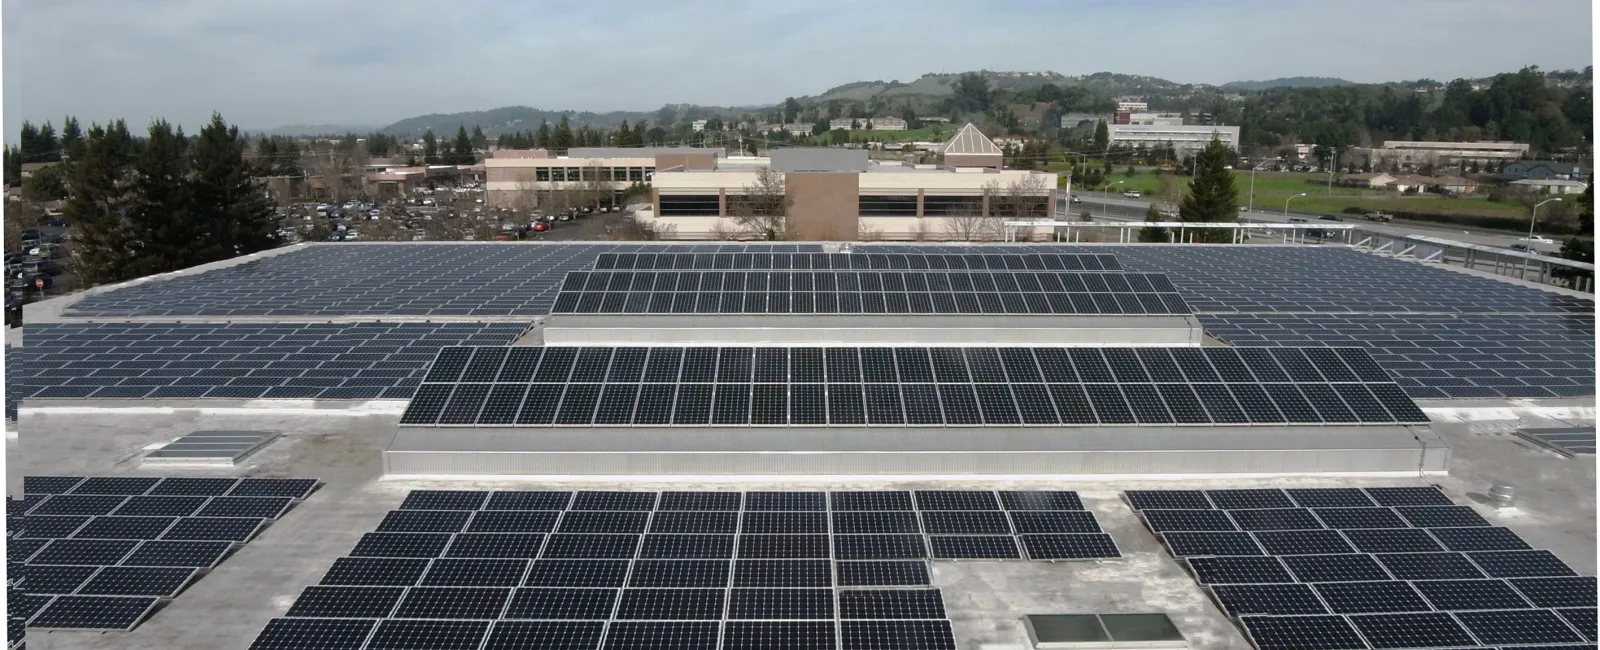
[{"x1": 10, "y1": 407, "x2": 1593, "y2": 650}]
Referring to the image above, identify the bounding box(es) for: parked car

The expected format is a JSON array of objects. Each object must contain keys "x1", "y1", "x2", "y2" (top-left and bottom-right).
[
  {"x1": 532, "y1": 221, "x2": 549, "y2": 232},
  {"x1": 1318, "y1": 215, "x2": 1342, "y2": 222},
  {"x1": 1122, "y1": 190, "x2": 1142, "y2": 199},
  {"x1": 1287, "y1": 217, "x2": 1308, "y2": 223},
  {"x1": 1362, "y1": 211, "x2": 1393, "y2": 222}
]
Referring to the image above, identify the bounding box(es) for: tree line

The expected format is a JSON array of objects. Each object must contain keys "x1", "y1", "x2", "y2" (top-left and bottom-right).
[
  {"x1": 495, "y1": 117, "x2": 670, "y2": 153},
  {"x1": 9, "y1": 113, "x2": 278, "y2": 286}
]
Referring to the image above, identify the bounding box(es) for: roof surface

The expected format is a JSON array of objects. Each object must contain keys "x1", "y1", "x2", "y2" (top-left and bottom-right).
[{"x1": 941, "y1": 123, "x2": 1004, "y2": 156}]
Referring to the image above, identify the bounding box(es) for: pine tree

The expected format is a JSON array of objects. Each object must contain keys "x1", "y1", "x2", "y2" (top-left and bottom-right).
[
  {"x1": 614, "y1": 121, "x2": 633, "y2": 147},
  {"x1": 630, "y1": 121, "x2": 647, "y2": 146},
  {"x1": 1092, "y1": 120, "x2": 1109, "y2": 151},
  {"x1": 128, "y1": 120, "x2": 194, "y2": 275},
  {"x1": 3, "y1": 147, "x2": 20, "y2": 186},
  {"x1": 552, "y1": 116, "x2": 574, "y2": 155},
  {"x1": 453, "y1": 126, "x2": 474, "y2": 164},
  {"x1": 188, "y1": 113, "x2": 277, "y2": 263},
  {"x1": 1177, "y1": 135, "x2": 1239, "y2": 243},
  {"x1": 535, "y1": 120, "x2": 552, "y2": 148},
  {"x1": 60, "y1": 117, "x2": 84, "y2": 162},
  {"x1": 65, "y1": 121, "x2": 141, "y2": 284},
  {"x1": 470, "y1": 126, "x2": 487, "y2": 152},
  {"x1": 1138, "y1": 204, "x2": 1169, "y2": 242},
  {"x1": 18, "y1": 122, "x2": 40, "y2": 161},
  {"x1": 422, "y1": 130, "x2": 440, "y2": 164},
  {"x1": 38, "y1": 123, "x2": 60, "y2": 162}
]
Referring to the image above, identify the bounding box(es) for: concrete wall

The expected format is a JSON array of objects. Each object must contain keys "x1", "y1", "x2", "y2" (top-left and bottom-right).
[
  {"x1": 656, "y1": 152, "x2": 718, "y2": 172},
  {"x1": 785, "y1": 172, "x2": 859, "y2": 241},
  {"x1": 944, "y1": 153, "x2": 1003, "y2": 169}
]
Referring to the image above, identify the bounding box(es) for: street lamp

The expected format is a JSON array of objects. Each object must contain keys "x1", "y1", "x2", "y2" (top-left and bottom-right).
[
  {"x1": 1285, "y1": 192, "x2": 1308, "y2": 215},
  {"x1": 1530, "y1": 197, "x2": 1562, "y2": 239},
  {"x1": 1249, "y1": 157, "x2": 1281, "y2": 213}
]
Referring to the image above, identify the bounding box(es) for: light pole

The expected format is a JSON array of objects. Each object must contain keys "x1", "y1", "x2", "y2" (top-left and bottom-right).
[
  {"x1": 1249, "y1": 157, "x2": 1281, "y2": 213},
  {"x1": 1530, "y1": 197, "x2": 1562, "y2": 239},
  {"x1": 1285, "y1": 192, "x2": 1308, "y2": 215}
]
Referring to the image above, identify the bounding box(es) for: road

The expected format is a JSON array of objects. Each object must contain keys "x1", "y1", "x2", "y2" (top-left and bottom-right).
[{"x1": 1062, "y1": 191, "x2": 1560, "y2": 252}]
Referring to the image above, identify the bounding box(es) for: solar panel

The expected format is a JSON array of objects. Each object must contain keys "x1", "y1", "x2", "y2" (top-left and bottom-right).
[
  {"x1": 1007, "y1": 511, "x2": 1102, "y2": 534},
  {"x1": 1411, "y1": 578, "x2": 1532, "y2": 610},
  {"x1": 998, "y1": 490, "x2": 1084, "y2": 511},
  {"x1": 1279, "y1": 553, "x2": 1393, "y2": 583},
  {"x1": 485, "y1": 490, "x2": 572, "y2": 511},
  {"x1": 1508, "y1": 576, "x2": 1598, "y2": 608},
  {"x1": 1160, "y1": 532, "x2": 1264, "y2": 557},
  {"x1": 1393, "y1": 505, "x2": 1490, "y2": 528},
  {"x1": 1427, "y1": 526, "x2": 1531, "y2": 552},
  {"x1": 196, "y1": 496, "x2": 292, "y2": 519},
  {"x1": 740, "y1": 534, "x2": 831, "y2": 559},
  {"x1": 1210, "y1": 583, "x2": 1327, "y2": 616},
  {"x1": 467, "y1": 510, "x2": 559, "y2": 533},
  {"x1": 733, "y1": 559, "x2": 832, "y2": 587},
  {"x1": 74, "y1": 566, "x2": 196, "y2": 598},
  {"x1": 150, "y1": 477, "x2": 240, "y2": 497},
  {"x1": 481, "y1": 620, "x2": 605, "y2": 650},
  {"x1": 30, "y1": 595, "x2": 159, "y2": 630},
  {"x1": 445, "y1": 533, "x2": 547, "y2": 559},
  {"x1": 913, "y1": 490, "x2": 1000, "y2": 511},
  {"x1": 637, "y1": 534, "x2": 735, "y2": 559},
  {"x1": 421, "y1": 558, "x2": 530, "y2": 587},
  {"x1": 1373, "y1": 552, "x2": 1487, "y2": 580},
  {"x1": 928, "y1": 535, "x2": 1021, "y2": 560},
  {"x1": 540, "y1": 533, "x2": 639, "y2": 559},
  {"x1": 392, "y1": 585, "x2": 512, "y2": 619},
  {"x1": 1311, "y1": 581, "x2": 1432, "y2": 614},
  {"x1": 284, "y1": 585, "x2": 405, "y2": 618},
  {"x1": 1237, "y1": 614, "x2": 1367, "y2": 650},
  {"x1": 70, "y1": 476, "x2": 161, "y2": 495},
  {"x1": 20, "y1": 564, "x2": 99, "y2": 594},
  {"x1": 1339, "y1": 528, "x2": 1445, "y2": 553},
  {"x1": 557, "y1": 511, "x2": 650, "y2": 534},
  {"x1": 572, "y1": 491, "x2": 658, "y2": 511},
  {"x1": 1143, "y1": 509, "x2": 1238, "y2": 533},
  {"x1": 723, "y1": 621, "x2": 837, "y2": 650},
  {"x1": 1184, "y1": 556, "x2": 1294, "y2": 585},
  {"x1": 726, "y1": 588, "x2": 835, "y2": 619},
  {"x1": 400, "y1": 490, "x2": 490, "y2": 511},
  {"x1": 836, "y1": 560, "x2": 932, "y2": 587},
  {"x1": 600, "y1": 621, "x2": 720, "y2": 650},
  {"x1": 33, "y1": 539, "x2": 140, "y2": 565},
  {"x1": 1125, "y1": 490, "x2": 1211, "y2": 511},
  {"x1": 838, "y1": 589, "x2": 946, "y2": 619},
  {"x1": 1346, "y1": 612, "x2": 1477, "y2": 648},
  {"x1": 160, "y1": 517, "x2": 265, "y2": 542},
  {"x1": 1466, "y1": 549, "x2": 1577, "y2": 577},
  {"x1": 1018, "y1": 534, "x2": 1122, "y2": 560},
  {"x1": 502, "y1": 587, "x2": 618, "y2": 619},
  {"x1": 1310, "y1": 507, "x2": 1407, "y2": 530},
  {"x1": 834, "y1": 535, "x2": 926, "y2": 560},
  {"x1": 1252, "y1": 530, "x2": 1355, "y2": 556},
  {"x1": 523, "y1": 559, "x2": 631, "y2": 588},
  {"x1": 249, "y1": 618, "x2": 377, "y2": 650},
  {"x1": 1554, "y1": 607, "x2": 1597, "y2": 641},
  {"x1": 649, "y1": 511, "x2": 740, "y2": 534},
  {"x1": 350, "y1": 532, "x2": 453, "y2": 558},
  {"x1": 628, "y1": 560, "x2": 730, "y2": 588},
  {"x1": 839, "y1": 620, "x2": 957, "y2": 650},
  {"x1": 318, "y1": 557, "x2": 431, "y2": 586},
  {"x1": 364, "y1": 619, "x2": 492, "y2": 650},
  {"x1": 31, "y1": 494, "x2": 129, "y2": 516},
  {"x1": 919, "y1": 511, "x2": 1012, "y2": 535},
  {"x1": 614, "y1": 588, "x2": 726, "y2": 620},
  {"x1": 1452, "y1": 608, "x2": 1587, "y2": 645},
  {"x1": 742, "y1": 512, "x2": 827, "y2": 534}
]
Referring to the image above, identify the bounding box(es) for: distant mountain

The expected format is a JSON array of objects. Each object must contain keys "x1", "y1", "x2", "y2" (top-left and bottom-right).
[
  {"x1": 253, "y1": 123, "x2": 382, "y2": 137},
  {"x1": 378, "y1": 104, "x2": 761, "y2": 138},
  {"x1": 1219, "y1": 77, "x2": 1355, "y2": 91}
]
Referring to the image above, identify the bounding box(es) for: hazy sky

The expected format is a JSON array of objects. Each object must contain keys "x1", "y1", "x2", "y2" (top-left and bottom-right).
[{"x1": 3, "y1": 0, "x2": 1592, "y2": 136}]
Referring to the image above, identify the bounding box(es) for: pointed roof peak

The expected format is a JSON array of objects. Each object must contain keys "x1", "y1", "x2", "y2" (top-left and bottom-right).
[{"x1": 941, "y1": 123, "x2": 1003, "y2": 156}]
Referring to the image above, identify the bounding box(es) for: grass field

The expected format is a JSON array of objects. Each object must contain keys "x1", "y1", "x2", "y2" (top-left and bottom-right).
[{"x1": 1066, "y1": 169, "x2": 1529, "y2": 219}]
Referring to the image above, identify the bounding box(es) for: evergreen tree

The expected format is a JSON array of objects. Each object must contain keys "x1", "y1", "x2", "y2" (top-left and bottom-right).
[
  {"x1": 59, "y1": 116, "x2": 84, "y2": 162},
  {"x1": 614, "y1": 121, "x2": 633, "y2": 147},
  {"x1": 128, "y1": 120, "x2": 194, "y2": 275},
  {"x1": 256, "y1": 137, "x2": 280, "y2": 174},
  {"x1": 470, "y1": 126, "x2": 487, "y2": 152},
  {"x1": 552, "y1": 116, "x2": 574, "y2": 154},
  {"x1": 65, "y1": 121, "x2": 141, "y2": 284},
  {"x1": 422, "y1": 130, "x2": 440, "y2": 165},
  {"x1": 1138, "y1": 204, "x2": 1169, "y2": 242},
  {"x1": 1176, "y1": 135, "x2": 1239, "y2": 243},
  {"x1": 535, "y1": 120, "x2": 552, "y2": 148},
  {"x1": 3, "y1": 146, "x2": 20, "y2": 186},
  {"x1": 629, "y1": 120, "x2": 647, "y2": 146},
  {"x1": 1092, "y1": 120, "x2": 1109, "y2": 151},
  {"x1": 187, "y1": 113, "x2": 277, "y2": 263},
  {"x1": 452, "y1": 126, "x2": 474, "y2": 164},
  {"x1": 38, "y1": 123, "x2": 60, "y2": 162}
]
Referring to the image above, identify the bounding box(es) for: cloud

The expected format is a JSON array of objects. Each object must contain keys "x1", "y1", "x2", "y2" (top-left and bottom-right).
[{"x1": 3, "y1": 0, "x2": 1591, "y2": 137}]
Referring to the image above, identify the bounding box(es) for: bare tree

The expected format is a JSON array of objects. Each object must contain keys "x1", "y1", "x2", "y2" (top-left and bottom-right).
[
  {"x1": 708, "y1": 219, "x2": 743, "y2": 241},
  {"x1": 995, "y1": 174, "x2": 1051, "y2": 222},
  {"x1": 576, "y1": 162, "x2": 613, "y2": 212},
  {"x1": 316, "y1": 142, "x2": 367, "y2": 204},
  {"x1": 727, "y1": 167, "x2": 791, "y2": 240},
  {"x1": 941, "y1": 181, "x2": 1005, "y2": 241}
]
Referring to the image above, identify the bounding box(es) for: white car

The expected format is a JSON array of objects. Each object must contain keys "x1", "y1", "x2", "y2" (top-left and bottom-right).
[
  {"x1": 1519, "y1": 235, "x2": 1556, "y2": 244},
  {"x1": 1122, "y1": 190, "x2": 1142, "y2": 199}
]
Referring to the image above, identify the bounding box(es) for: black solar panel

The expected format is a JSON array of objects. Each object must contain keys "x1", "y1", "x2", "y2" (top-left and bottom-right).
[
  {"x1": 1185, "y1": 556, "x2": 1294, "y2": 585},
  {"x1": 30, "y1": 595, "x2": 159, "y2": 630},
  {"x1": 319, "y1": 557, "x2": 431, "y2": 586},
  {"x1": 1210, "y1": 583, "x2": 1327, "y2": 616},
  {"x1": 482, "y1": 620, "x2": 605, "y2": 650},
  {"x1": 1237, "y1": 614, "x2": 1366, "y2": 650},
  {"x1": 836, "y1": 560, "x2": 931, "y2": 587},
  {"x1": 726, "y1": 588, "x2": 835, "y2": 619},
  {"x1": 1346, "y1": 612, "x2": 1477, "y2": 648},
  {"x1": 502, "y1": 587, "x2": 618, "y2": 619},
  {"x1": 1018, "y1": 534, "x2": 1122, "y2": 560},
  {"x1": 523, "y1": 559, "x2": 631, "y2": 588},
  {"x1": 838, "y1": 589, "x2": 946, "y2": 619},
  {"x1": 839, "y1": 620, "x2": 957, "y2": 650},
  {"x1": 248, "y1": 617, "x2": 377, "y2": 650},
  {"x1": 284, "y1": 585, "x2": 405, "y2": 618}
]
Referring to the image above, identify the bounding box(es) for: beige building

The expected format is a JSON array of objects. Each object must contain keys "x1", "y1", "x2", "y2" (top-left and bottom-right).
[
  {"x1": 484, "y1": 147, "x2": 724, "y2": 208},
  {"x1": 641, "y1": 125, "x2": 1056, "y2": 241},
  {"x1": 1360, "y1": 140, "x2": 1532, "y2": 168}
]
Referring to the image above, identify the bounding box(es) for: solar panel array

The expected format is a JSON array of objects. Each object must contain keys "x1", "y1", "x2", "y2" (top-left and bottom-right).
[
  {"x1": 1125, "y1": 486, "x2": 1596, "y2": 650},
  {"x1": 595, "y1": 251, "x2": 1122, "y2": 271},
  {"x1": 553, "y1": 271, "x2": 1191, "y2": 315},
  {"x1": 14, "y1": 476, "x2": 318, "y2": 631},
  {"x1": 65, "y1": 244, "x2": 824, "y2": 317},
  {"x1": 250, "y1": 489, "x2": 1116, "y2": 650},
  {"x1": 1201, "y1": 313, "x2": 1596, "y2": 400},
  {"x1": 7, "y1": 322, "x2": 530, "y2": 408},
  {"x1": 398, "y1": 346, "x2": 1429, "y2": 427}
]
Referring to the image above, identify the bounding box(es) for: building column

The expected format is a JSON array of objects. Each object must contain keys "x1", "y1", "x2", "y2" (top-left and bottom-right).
[
  {"x1": 916, "y1": 190, "x2": 925, "y2": 217},
  {"x1": 718, "y1": 189, "x2": 727, "y2": 217}
]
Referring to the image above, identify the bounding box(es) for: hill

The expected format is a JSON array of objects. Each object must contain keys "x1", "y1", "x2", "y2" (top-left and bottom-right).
[
  {"x1": 254, "y1": 123, "x2": 383, "y2": 137},
  {"x1": 1220, "y1": 77, "x2": 1356, "y2": 91}
]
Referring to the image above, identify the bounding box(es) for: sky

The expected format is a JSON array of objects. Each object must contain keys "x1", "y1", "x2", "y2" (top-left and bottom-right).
[{"x1": 3, "y1": 0, "x2": 1593, "y2": 137}]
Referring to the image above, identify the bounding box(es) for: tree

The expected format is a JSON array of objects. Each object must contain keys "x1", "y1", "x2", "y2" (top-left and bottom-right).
[
  {"x1": 127, "y1": 120, "x2": 194, "y2": 275},
  {"x1": 422, "y1": 130, "x2": 440, "y2": 164},
  {"x1": 452, "y1": 126, "x2": 475, "y2": 164},
  {"x1": 942, "y1": 181, "x2": 1006, "y2": 241},
  {"x1": 1552, "y1": 184, "x2": 1594, "y2": 289},
  {"x1": 783, "y1": 97, "x2": 802, "y2": 124},
  {"x1": 535, "y1": 120, "x2": 552, "y2": 148},
  {"x1": 21, "y1": 163, "x2": 68, "y2": 202},
  {"x1": 1138, "y1": 204, "x2": 1170, "y2": 242},
  {"x1": 704, "y1": 118, "x2": 723, "y2": 132},
  {"x1": 728, "y1": 167, "x2": 790, "y2": 240},
  {"x1": 59, "y1": 116, "x2": 84, "y2": 162},
  {"x1": 1124, "y1": 165, "x2": 1137, "y2": 177},
  {"x1": 901, "y1": 104, "x2": 920, "y2": 130},
  {"x1": 37, "y1": 123, "x2": 59, "y2": 162},
  {"x1": 812, "y1": 119, "x2": 829, "y2": 137},
  {"x1": 1176, "y1": 135, "x2": 1239, "y2": 243},
  {"x1": 552, "y1": 116, "x2": 575, "y2": 154},
  {"x1": 3, "y1": 146, "x2": 21, "y2": 186},
  {"x1": 188, "y1": 113, "x2": 277, "y2": 263},
  {"x1": 646, "y1": 126, "x2": 667, "y2": 146},
  {"x1": 952, "y1": 72, "x2": 993, "y2": 112},
  {"x1": 470, "y1": 126, "x2": 488, "y2": 152},
  {"x1": 1092, "y1": 120, "x2": 1109, "y2": 151},
  {"x1": 64, "y1": 120, "x2": 141, "y2": 284},
  {"x1": 614, "y1": 121, "x2": 633, "y2": 147}
]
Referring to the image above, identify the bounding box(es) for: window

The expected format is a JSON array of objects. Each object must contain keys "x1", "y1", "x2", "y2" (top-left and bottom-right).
[
  {"x1": 567, "y1": 168, "x2": 580, "y2": 182},
  {"x1": 658, "y1": 194, "x2": 721, "y2": 216},
  {"x1": 550, "y1": 167, "x2": 565, "y2": 182},
  {"x1": 536, "y1": 167, "x2": 550, "y2": 182},
  {"x1": 922, "y1": 195, "x2": 982, "y2": 217},
  {"x1": 858, "y1": 195, "x2": 918, "y2": 216},
  {"x1": 600, "y1": 167, "x2": 614, "y2": 182},
  {"x1": 629, "y1": 167, "x2": 644, "y2": 181},
  {"x1": 645, "y1": 167, "x2": 656, "y2": 181},
  {"x1": 992, "y1": 196, "x2": 1050, "y2": 219}
]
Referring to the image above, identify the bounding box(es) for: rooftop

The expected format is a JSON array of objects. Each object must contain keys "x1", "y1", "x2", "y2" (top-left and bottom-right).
[{"x1": 9, "y1": 241, "x2": 1595, "y2": 649}]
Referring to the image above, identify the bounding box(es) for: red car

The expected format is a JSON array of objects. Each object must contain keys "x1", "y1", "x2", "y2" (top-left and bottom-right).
[{"x1": 532, "y1": 222, "x2": 549, "y2": 232}]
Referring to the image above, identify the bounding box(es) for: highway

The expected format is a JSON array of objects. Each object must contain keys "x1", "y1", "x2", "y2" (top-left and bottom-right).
[{"x1": 1062, "y1": 190, "x2": 1561, "y2": 252}]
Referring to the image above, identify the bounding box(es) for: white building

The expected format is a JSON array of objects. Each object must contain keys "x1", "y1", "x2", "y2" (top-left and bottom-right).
[
  {"x1": 1108, "y1": 124, "x2": 1240, "y2": 154},
  {"x1": 1116, "y1": 99, "x2": 1149, "y2": 112},
  {"x1": 867, "y1": 117, "x2": 908, "y2": 131},
  {"x1": 691, "y1": 120, "x2": 709, "y2": 132},
  {"x1": 1510, "y1": 178, "x2": 1590, "y2": 195}
]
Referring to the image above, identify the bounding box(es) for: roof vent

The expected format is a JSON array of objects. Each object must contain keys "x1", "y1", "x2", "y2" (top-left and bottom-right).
[
  {"x1": 1023, "y1": 613, "x2": 1189, "y2": 649},
  {"x1": 143, "y1": 430, "x2": 280, "y2": 467}
]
